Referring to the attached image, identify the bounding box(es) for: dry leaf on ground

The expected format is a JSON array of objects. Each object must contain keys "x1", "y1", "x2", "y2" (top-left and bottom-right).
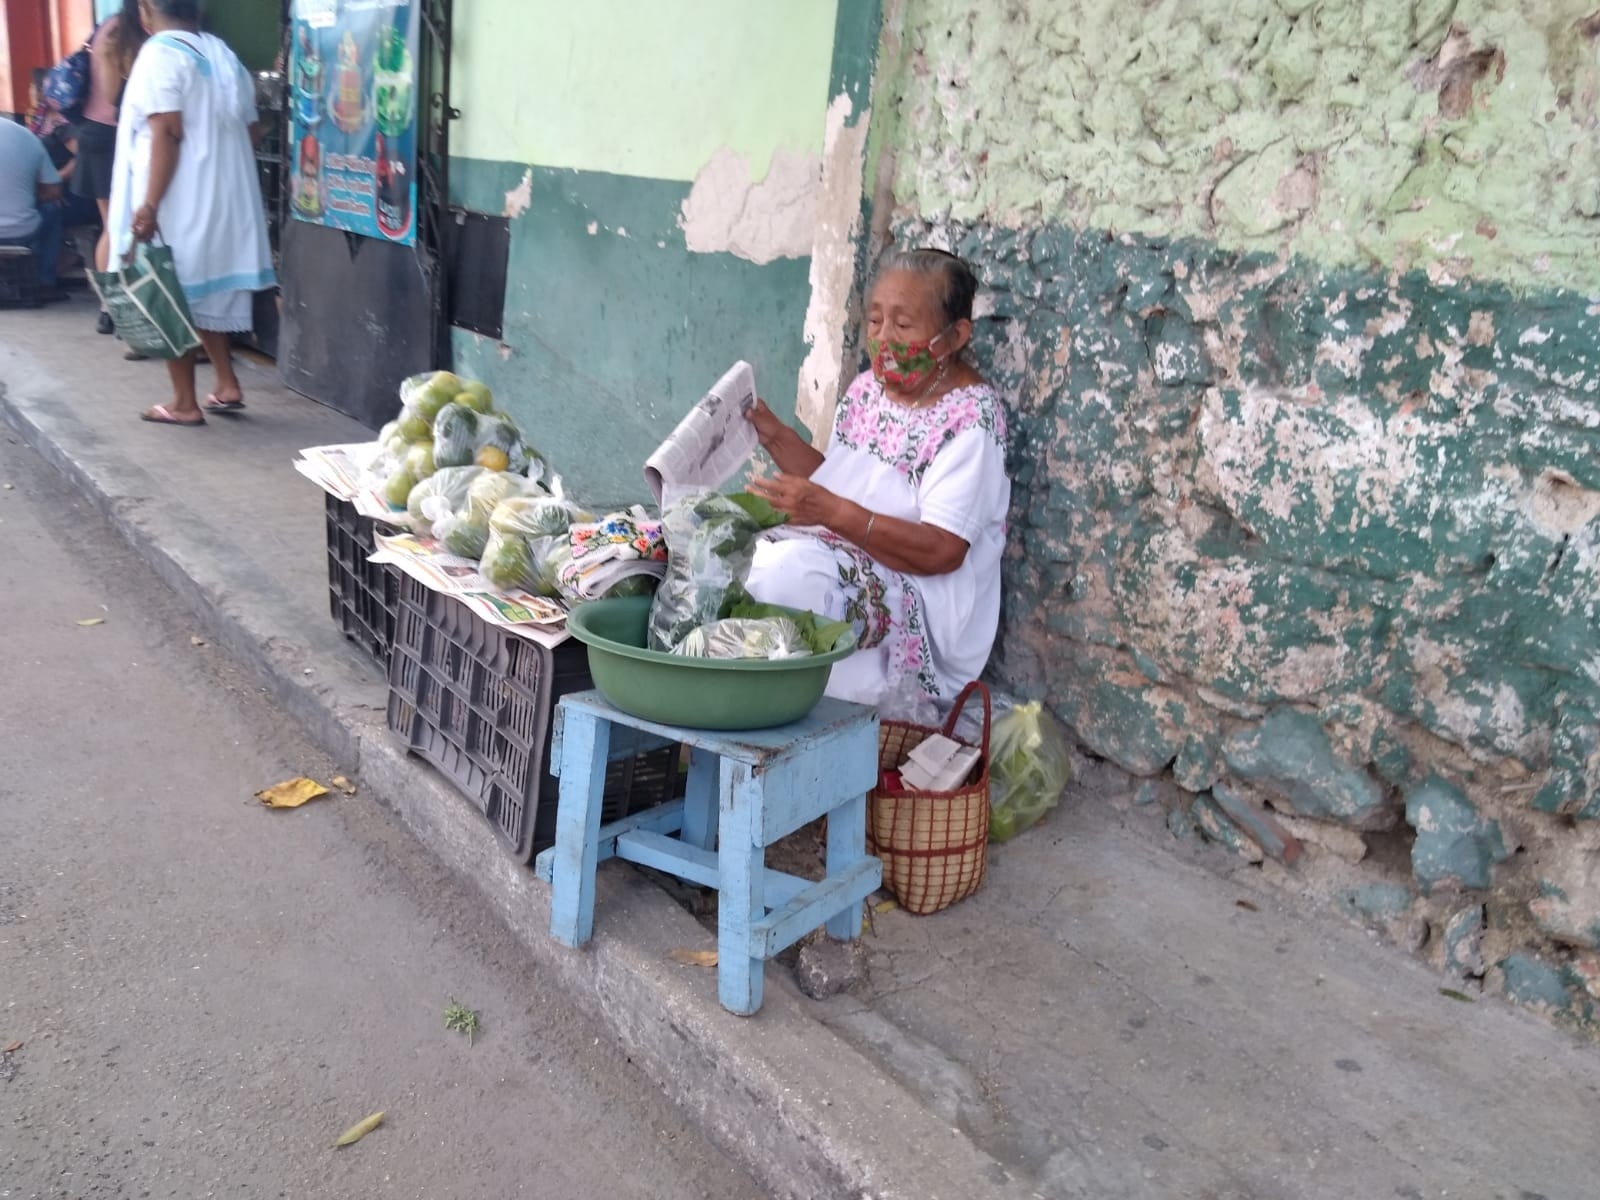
[
  {"x1": 668, "y1": 948, "x2": 718, "y2": 968},
  {"x1": 75, "y1": 618, "x2": 105, "y2": 627},
  {"x1": 3, "y1": 1040, "x2": 22, "y2": 1053},
  {"x1": 190, "y1": 636, "x2": 206, "y2": 647},
  {"x1": 331, "y1": 775, "x2": 357, "y2": 794},
  {"x1": 872, "y1": 898, "x2": 899, "y2": 914},
  {"x1": 334, "y1": 1111, "x2": 384, "y2": 1147},
  {"x1": 256, "y1": 778, "x2": 330, "y2": 809}
]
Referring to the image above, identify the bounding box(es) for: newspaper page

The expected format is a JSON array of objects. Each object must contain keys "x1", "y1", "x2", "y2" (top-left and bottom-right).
[
  {"x1": 370, "y1": 532, "x2": 571, "y2": 649},
  {"x1": 643, "y1": 360, "x2": 760, "y2": 506},
  {"x1": 294, "y1": 442, "x2": 406, "y2": 522}
]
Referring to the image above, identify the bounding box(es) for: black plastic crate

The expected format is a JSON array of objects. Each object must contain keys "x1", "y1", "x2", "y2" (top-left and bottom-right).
[
  {"x1": 0, "y1": 248, "x2": 42, "y2": 309},
  {"x1": 386, "y1": 574, "x2": 677, "y2": 861},
  {"x1": 325, "y1": 493, "x2": 400, "y2": 671}
]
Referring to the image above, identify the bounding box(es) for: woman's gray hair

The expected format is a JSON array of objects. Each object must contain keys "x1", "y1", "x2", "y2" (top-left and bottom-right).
[
  {"x1": 149, "y1": 0, "x2": 201, "y2": 20},
  {"x1": 874, "y1": 248, "x2": 979, "y2": 326}
]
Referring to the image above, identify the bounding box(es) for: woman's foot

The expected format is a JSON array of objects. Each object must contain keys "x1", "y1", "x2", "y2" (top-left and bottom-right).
[
  {"x1": 139, "y1": 404, "x2": 205, "y2": 427},
  {"x1": 124, "y1": 348, "x2": 149, "y2": 362},
  {"x1": 203, "y1": 391, "x2": 246, "y2": 414},
  {"x1": 96, "y1": 310, "x2": 114, "y2": 335}
]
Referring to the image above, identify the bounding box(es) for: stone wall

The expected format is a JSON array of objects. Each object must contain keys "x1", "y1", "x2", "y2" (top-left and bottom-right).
[{"x1": 880, "y1": 0, "x2": 1600, "y2": 1023}]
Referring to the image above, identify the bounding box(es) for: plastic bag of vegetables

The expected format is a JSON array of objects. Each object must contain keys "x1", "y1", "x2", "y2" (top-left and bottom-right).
[
  {"x1": 671, "y1": 617, "x2": 812, "y2": 661},
  {"x1": 647, "y1": 491, "x2": 788, "y2": 652},
  {"x1": 987, "y1": 701, "x2": 1072, "y2": 842},
  {"x1": 404, "y1": 465, "x2": 485, "y2": 533},
  {"x1": 479, "y1": 495, "x2": 597, "y2": 595},
  {"x1": 431, "y1": 470, "x2": 547, "y2": 559}
]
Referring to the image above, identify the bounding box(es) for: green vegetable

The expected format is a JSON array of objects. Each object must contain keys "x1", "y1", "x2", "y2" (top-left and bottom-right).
[
  {"x1": 987, "y1": 701, "x2": 1072, "y2": 842},
  {"x1": 478, "y1": 496, "x2": 596, "y2": 596},
  {"x1": 406, "y1": 465, "x2": 485, "y2": 529},
  {"x1": 725, "y1": 600, "x2": 853, "y2": 656},
  {"x1": 432, "y1": 403, "x2": 480, "y2": 468}
]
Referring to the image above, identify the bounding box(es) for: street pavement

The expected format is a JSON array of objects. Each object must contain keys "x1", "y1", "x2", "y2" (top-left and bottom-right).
[
  {"x1": 0, "y1": 433, "x2": 759, "y2": 1199},
  {"x1": 4, "y1": 297, "x2": 1599, "y2": 1200}
]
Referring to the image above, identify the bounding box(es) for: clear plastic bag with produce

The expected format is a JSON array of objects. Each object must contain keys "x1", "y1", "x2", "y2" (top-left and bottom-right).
[
  {"x1": 404, "y1": 465, "x2": 484, "y2": 533},
  {"x1": 433, "y1": 470, "x2": 546, "y2": 559},
  {"x1": 671, "y1": 617, "x2": 813, "y2": 661},
  {"x1": 987, "y1": 700, "x2": 1072, "y2": 842},
  {"x1": 479, "y1": 495, "x2": 596, "y2": 595},
  {"x1": 647, "y1": 491, "x2": 788, "y2": 652}
]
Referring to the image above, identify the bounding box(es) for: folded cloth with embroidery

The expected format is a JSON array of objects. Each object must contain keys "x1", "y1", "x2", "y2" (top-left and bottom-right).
[{"x1": 558, "y1": 508, "x2": 669, "y2": 601}]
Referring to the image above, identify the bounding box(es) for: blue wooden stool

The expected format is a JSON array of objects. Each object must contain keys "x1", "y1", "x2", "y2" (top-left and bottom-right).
[{"x1": 533, "y1": 691, "x2": 881, "y2": 1015}]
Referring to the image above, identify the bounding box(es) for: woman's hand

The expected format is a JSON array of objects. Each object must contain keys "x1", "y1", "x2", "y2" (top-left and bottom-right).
[
  {"x1": 747, "y1": 472, "x2": 842, "y2": 528},
  {"x1": 745, "y1": 397, "x2": 787, "y2": 445},
  {"x1": 131, "y1": 204, "x2": 159, "y2": 242}
]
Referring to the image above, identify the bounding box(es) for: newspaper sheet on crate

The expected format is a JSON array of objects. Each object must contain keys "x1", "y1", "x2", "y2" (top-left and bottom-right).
[
  {"x1": 294, "y1": 442, "x2": 403, "y2": 521},
  {"x1": 370, "y1": 532, "x2": 572, "y2": 648},
  {"x1": 643, "y1": 360, "x2": 759, "y2": 506}
]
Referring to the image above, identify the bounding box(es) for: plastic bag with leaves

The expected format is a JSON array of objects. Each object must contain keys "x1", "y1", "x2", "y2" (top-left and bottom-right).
[
  {"x1": 646, "y1": 491, "x2": 788, "y2": 652},
  {"x1": 671, "y1": 617, "x2": 813, "y2": 661},
  {"x1": 479, "y1": 495, "x2": 597, "y2": 596},
  {"x1": 987, "y1": 701, "x2": 1072, "y2": 842}
]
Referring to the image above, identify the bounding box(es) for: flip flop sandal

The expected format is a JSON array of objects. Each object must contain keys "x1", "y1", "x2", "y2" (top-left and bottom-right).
[
  {"x1": 139, "y1": 404, "x2": 205, "y2": 427},
  {"x1": 204, "y1": 394, "x2": 246, "y2": 413}
]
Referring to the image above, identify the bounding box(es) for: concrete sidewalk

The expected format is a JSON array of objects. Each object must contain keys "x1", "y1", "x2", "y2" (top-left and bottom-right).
[{"x1": 3, "y1": 295, "x2": 1596, "y2": 1200}]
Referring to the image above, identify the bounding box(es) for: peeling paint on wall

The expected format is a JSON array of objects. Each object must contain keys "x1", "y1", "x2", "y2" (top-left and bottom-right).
[
  {"x1": 797, "y1": 93, "x2": 870, "y2": 440},
  {"x1": 679, "y1": 146, "x2": 821, "y2": 266},
  {"x1": 504, "y1": 168, "x2": 533, "y2": 219},
  {"x1": 891, "y1": 0, "x2": 1600, "y2": 293}
]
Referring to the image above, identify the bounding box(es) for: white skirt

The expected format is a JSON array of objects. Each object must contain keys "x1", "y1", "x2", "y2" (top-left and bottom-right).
[{"x1": 189, "y1": 288, "x2": 253, "y2": 333}]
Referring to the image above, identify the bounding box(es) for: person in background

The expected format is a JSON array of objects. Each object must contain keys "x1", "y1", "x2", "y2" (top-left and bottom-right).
[
  {"x1": 110, "y1": 0, "x2": 275, "y2": 426},
  {"x1": 0, "y1": 118, "x2": 68, "y2": 302},
  {"x1": 80, "y1": 0, "x2": 149, "y2": 334},
  {"x1": 743, "y1": 248, "x2": 1011, "y2": 710}
]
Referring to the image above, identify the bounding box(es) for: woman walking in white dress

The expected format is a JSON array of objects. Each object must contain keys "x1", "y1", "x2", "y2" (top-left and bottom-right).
[
  {"x1": 744, "y1": 249, "x2": 1011, "y2": 708},
  {"x1": 108, "y1": 0, "x2": 275, "y2": 426}
]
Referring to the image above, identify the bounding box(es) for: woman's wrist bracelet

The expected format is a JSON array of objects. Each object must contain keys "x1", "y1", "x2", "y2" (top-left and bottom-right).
[{"x1": 863, "y1": 511, "x2": 877, "y2": 547}]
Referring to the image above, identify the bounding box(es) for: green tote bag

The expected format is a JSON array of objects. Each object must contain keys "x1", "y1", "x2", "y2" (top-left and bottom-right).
[{"x1": 90, "y1": 242, "x2": 202, "y2": 360}]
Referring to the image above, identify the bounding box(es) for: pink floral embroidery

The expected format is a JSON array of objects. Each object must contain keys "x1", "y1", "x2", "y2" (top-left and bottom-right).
[{"x1": 831, "y1": 373, "x2": 1006, "y2": 487}]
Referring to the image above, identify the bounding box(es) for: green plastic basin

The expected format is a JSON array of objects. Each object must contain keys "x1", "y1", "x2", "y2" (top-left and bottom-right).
[{"x1": 565, "y1": 597, "x2": 858, "y2": 731}]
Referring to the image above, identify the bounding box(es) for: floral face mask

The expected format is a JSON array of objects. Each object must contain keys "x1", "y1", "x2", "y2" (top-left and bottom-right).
[{"x1": 868, "y1": 326, "x2": 952, "y2": 392}]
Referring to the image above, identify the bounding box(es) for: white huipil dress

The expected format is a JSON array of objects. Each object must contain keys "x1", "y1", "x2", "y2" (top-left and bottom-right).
[
  {"x1": 745, "y1": 371, "x2": 1010, "y2": 707},
  {"x1": 107, "y1": 31, "x2": 275, "y2": 332}
]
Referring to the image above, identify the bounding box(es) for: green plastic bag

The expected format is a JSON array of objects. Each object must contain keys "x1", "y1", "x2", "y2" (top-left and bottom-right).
[
  {"x1": 90, "y1": 243, "x2": 201, "y2": 360},
  {"x1": 988, "y1": 701, "x2": 1072, "y2": 842}
]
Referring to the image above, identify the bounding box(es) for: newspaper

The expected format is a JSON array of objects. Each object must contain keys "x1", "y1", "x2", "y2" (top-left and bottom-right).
[
  {"x1": 370, "y1": 532, "x2": 572, "y2": 648},
  {"x1": 294, "y1": 442, "x2": 406, "y2": 522},
  {"x1": 644, "y1": 360, "x2": 760, "y2": 506}
]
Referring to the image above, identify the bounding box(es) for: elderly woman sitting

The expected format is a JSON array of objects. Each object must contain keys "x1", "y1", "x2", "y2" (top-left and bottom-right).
[{"x1": 746, "y1": 249, "x2": 1010, "y2": 709}]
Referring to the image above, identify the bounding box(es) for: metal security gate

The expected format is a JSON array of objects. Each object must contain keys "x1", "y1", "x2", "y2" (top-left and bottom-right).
[{"x1": 277, "y1": 0, "x2": 453, "y2": 429}]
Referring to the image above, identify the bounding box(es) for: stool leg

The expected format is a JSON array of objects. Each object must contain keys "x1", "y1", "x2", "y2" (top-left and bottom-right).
[
  {"x1": 717, "y1": 769, "x2": 766, "y2": 1015},
  {"x1": 680, "y1": 747, "x2": 719, "y2": 851},
  {"x1": 824, "y1": 791, "x2": 869, "y2": 941},
  {"x1": 549, "y1": 710, "x2": 612, "y2": 948}
]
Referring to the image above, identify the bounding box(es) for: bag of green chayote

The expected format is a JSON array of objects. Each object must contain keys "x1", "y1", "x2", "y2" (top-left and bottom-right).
[
  {"x1": 479, "y1": 495, "x2": 596, "y2": 596},
  {"x1": 646, "y1": 491, "x2": 787, "y2": 652},
  {"x1": 988, "y1": 701, "x2": 1072, "y2": 842}
]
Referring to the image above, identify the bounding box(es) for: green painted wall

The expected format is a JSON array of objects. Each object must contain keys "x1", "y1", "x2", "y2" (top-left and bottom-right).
[
  {"x1": 449, "y1": 160, "x2": 812, "y2": 510},
  {"x1": 893, "y1": 0, "x2": 1600, "y2": 293},
  {"x1": 450, "y1": 0, "x2": 837, "y2": 181},
  {"x1": 443, "y1": 0, "x2": 848, "y2": 510},
  {"x1": 878, "y1": 0, "x2": 1600, "y2": 1022}
]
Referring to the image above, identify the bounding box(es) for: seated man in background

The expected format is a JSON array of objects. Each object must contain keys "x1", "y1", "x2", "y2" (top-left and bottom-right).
[{"x1": 0, "y1": 116, "x2": 67, "y2": 300}]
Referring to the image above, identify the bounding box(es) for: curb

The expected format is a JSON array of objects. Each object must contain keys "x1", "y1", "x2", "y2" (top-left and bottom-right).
[{"x1": 1, "y1": 367, "x2": 1036, "y2": 1200}]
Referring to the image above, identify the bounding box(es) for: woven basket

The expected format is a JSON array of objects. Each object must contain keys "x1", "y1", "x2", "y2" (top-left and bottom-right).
[{"x1": 868, "y1": 682, "x2": 991, "y2": 915}]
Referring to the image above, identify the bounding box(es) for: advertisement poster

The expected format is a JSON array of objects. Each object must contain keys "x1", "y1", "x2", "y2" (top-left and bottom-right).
[{"x1": 288, "y1": 0, "x2": 419, "y2": 246}]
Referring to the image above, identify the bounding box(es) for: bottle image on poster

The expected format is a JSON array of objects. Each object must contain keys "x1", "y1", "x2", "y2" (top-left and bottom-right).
[{"x1": 288, "y1": 1, "x2": 418, "y2": 247}]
